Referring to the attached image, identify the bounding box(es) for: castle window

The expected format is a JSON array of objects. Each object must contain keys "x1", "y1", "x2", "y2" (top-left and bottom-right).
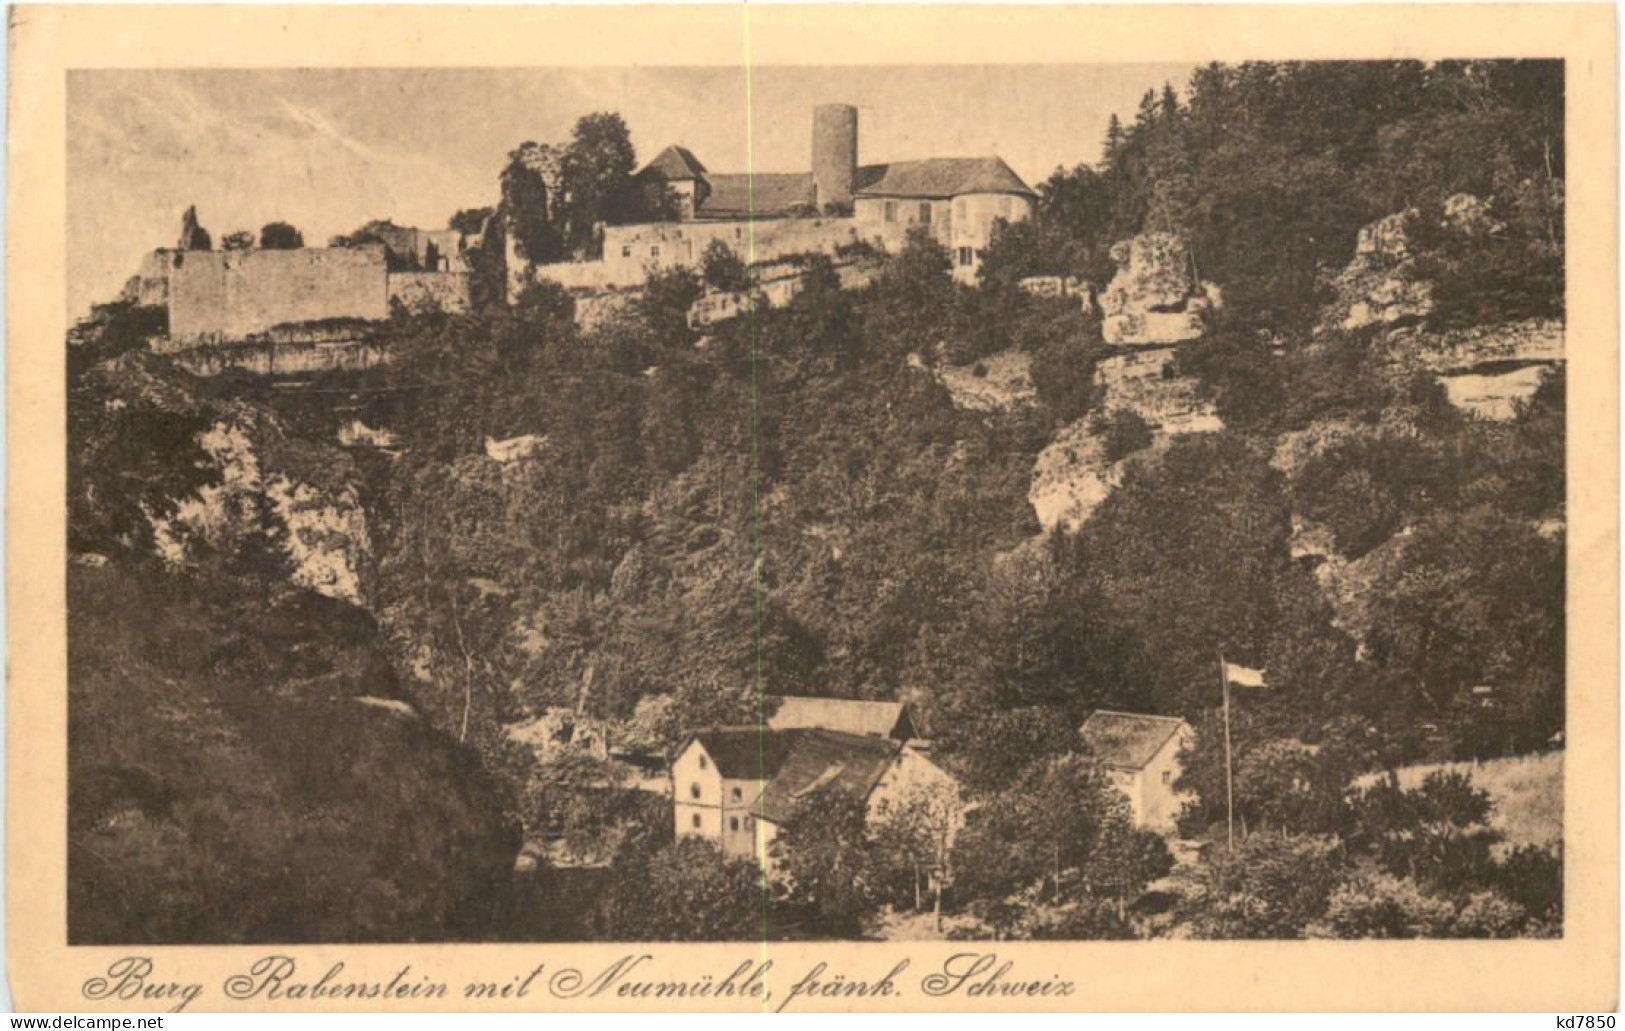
[
  {"x1": 731, "y1": 787, "x2": 742, "y2": 802},
  {"x1": 884, "y1": 201, "x2": 896, "y2": 223},
  {"x1": 690, "y1": 783, "x2": 701, "y2": 800},
  {"x1": 729, "y1": 817, "x2": 740, "y2": 832},
  {"x1": 621, "y1": 245, "x2": 632, "y2": 258},
  {"x1": 919, "y1": 203, "x2": 932, "y2": 225},
  {"x1": 692, "y1": 814, "x2": 701, "y2": 829}
]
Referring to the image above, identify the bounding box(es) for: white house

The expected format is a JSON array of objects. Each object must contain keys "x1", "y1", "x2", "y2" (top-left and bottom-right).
[
  {"x1": 1079, "y1": 710, "x2": 1195, "y2": 833},
  {"x1": 671, "y1": 725, "x2": 959, "y2": 871}
]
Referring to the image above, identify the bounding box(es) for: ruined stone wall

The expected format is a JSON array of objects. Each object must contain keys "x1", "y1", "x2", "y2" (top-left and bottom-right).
[
  {"x1": 168, "y1": 247, "x2": 390, "y2": 341},
  {"x1": 387, "y1": 271, "x2": 471, "y2": 314}
]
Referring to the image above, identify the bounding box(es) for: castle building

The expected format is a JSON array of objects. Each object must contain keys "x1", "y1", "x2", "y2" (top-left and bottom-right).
[{"x1": 610, "y1": 103, "x2": 1036, "y2": 285}]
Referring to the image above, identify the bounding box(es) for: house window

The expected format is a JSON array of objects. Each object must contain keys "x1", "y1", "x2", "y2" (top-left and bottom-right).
[
  {"x1": 731, "y1": 787, "x2": 742, "y2": 802},
  {"x1": 692, "y1": 813, "x2": 701, "y2": 829},
  {"x1": 698, "y1": 756, "x2": 708, "y2": 770},
  {"x1": 650, "y1": 245, "x2": 661, "y2": 259},
  {"x1": 735, "y1": 228, "x2": 744, "y2": 239},
  {"x1": 919, "y1": 203, "x2": 932, "y2": 225},
  {"x1": 957, "y1": 247, "x2": 974, "y2": 267},
  {"x1": 884, "y1": 201, "x2": 897, "y2": 223},
  {"x1": 690, "y1": 783, "x2": 701, "y2": 800},
  {"x1": 1162, "y1": 770, "x2": 1173, "y2": 786},
  {"x1": 621, "y1": 245, "x2": 632, "y2": 259},
  {"x1": 875, "y1": 798, "x2": 889, "y2": 815},
  {"x1": 729, "y1": 817, "x2": 740, "y2": 832}
]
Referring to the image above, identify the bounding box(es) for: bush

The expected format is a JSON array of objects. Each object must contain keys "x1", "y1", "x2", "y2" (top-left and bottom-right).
[
  {"x1": 1316, "y1": 873, "x2": 1455, "y2": 938},
  {"x1": 1094, "y1": 409, "x2": 1155, "y2": 462},
  {"x1": 587, "y1": 837, "x2": 764, "y2": 941},
  {"x1": 700, "y1": 239, "x2": 749, "y2": 293}
]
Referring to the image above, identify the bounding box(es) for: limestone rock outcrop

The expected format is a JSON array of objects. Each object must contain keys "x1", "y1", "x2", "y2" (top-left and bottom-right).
[
  {"x1": 1323, "y1": 195, "x2": 1510, "y2": 335},
  {"x1": 1100, "y1": 233, "x2": 1220, "y2": 346},
  {"x1": 1322, "y1": 209, "x2": 1435, "y2": 332}
]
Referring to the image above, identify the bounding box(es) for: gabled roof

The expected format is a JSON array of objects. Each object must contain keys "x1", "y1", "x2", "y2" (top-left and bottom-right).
[
  {"x1": 754, "y1": 729, "x2": 901, "y2": 825},
  {"x1": 852, "y1": 157, "x2": 1036, "y2": 200},
  {"x1": 1080, "y1": 711, "x2": 1189, "y2": 771},
  {"x1": 679, "y1": 726, "x2": 907, "y2": 825},
  {"x1": 767, "y1": 695, "x2": 913, "y2": 739},
  {"x1": 687, "y1": 727, "x2": 793, "y2": 780},
  {"x1": 640, "y1": 145, "x2": 708, "y2": 181},
  {"x1": 696, "y1": 173, "x2": 816, "y2": 219}
]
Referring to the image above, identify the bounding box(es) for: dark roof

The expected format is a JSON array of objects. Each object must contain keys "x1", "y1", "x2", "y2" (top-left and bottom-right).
[
  {"x1": 852, "y1": 157, "x2": 1036, "y2": 200},
  {"x1": 696, "y1": 173, "x2": 816, "y2": 219},
  {"x1": 680, "y1": 727, "x2": 903, "y2": 825},
  {"x1": 755, "y1": 729, "x2": 900, "y2": 825},
  {"x1": 640, "y1": 145, "x2": 708, "y2": 181},
  {"x1": 767, "y1": 696, "x2": 913, "y2": 739},
  {"x1": 689, "y1": 728, "x2": 793, "y2": 780},
  {"x1": 1080, "y1": 711, "x2": 1189, "y2": 771}
]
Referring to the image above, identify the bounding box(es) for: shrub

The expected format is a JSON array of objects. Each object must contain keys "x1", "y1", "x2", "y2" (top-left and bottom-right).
[
  {"x1": 700, "y1": 239, "x2": 749, "y2": 293},
  {"x1": 1094, "y1": 409, "x2": 1155, "y2": 462}
]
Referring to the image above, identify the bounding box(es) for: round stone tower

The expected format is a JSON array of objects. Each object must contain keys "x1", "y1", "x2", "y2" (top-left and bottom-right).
[{"x1": 811, "y1": 103, "x2": 858, "y2": 212}]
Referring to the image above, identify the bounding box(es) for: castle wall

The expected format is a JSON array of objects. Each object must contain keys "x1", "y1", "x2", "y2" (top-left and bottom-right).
[
  {"x1": 168, "y1": 247, "x2": 390, "y2": 342},
  {"x1": 387, "y1": 270, "x2": 471, "y2": 314}
]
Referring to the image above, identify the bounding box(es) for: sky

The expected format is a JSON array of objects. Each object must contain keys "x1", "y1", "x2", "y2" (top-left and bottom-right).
[{"x1": 67, "y1": 64, "x2": 1197, "y2": 317}]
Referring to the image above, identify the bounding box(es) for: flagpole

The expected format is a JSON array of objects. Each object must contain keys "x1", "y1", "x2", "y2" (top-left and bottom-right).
[{"x1": 1220, "y1": 653, "x2": 1234, "y2": 851}]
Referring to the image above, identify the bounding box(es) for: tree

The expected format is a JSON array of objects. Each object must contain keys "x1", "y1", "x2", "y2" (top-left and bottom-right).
[
  {"x1": 1348, "y1": 770, "x2": 1498, "y2": 890},
  {"x1": 449, "y1": 207, "x2": 495, "y2": 236},
  {"x1": 558, "y1": 112, "x2": 641, "y2": 258},
  {"x1": 221, "y1": 230, "x2": 255, "y2": 251},
  {"x1": 259, "y1": 222, "x2": 304, "y2": 250},
  {"x1": 700, "y1": 239, "x2": 749, "y2": 293},
  {"x1": 588, "y1": 838, "x2": 764, "y2": 941},
  {"x1": 871, "y1": 776, "x2": 962, "y2": 923},
  {"x1": 770, "y1": 788, "x2": 883, "y2": 936}
]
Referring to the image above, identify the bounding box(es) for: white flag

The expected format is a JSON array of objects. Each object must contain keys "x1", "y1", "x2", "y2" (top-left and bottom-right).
[{"x1": 1223, "y1": 661, "x2": 1270, "y2": 689}]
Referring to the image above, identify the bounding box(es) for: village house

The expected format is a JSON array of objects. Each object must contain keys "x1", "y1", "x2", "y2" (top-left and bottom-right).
[
  {"x1": 1079, "y1": 710, "x2": 1195, "y2": 834},
  {"x1": 671, "y1": 725, "x2": 958, "y2": 870}
]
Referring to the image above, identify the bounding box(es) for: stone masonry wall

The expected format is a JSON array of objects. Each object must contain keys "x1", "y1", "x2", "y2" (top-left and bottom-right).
[{"x1": 168, "y1": 247, "x2": 390, "y2": 342}]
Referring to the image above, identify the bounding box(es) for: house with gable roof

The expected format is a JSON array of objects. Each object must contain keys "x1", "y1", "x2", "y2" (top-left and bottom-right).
[
  {"x1": 671, "y1": 723, "x2": 957, "y2": 870},
  {"x1": 1079, "y1": 710, "x2": 1195, "y2": 834}
]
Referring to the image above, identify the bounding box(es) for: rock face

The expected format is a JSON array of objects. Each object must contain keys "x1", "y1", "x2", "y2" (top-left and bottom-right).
[
  {"x1": 1378, "y1": 317, "x2": 1564, "y2": 421},
  {"x1": 69, "y1": 563, "x2": 519, "y2": 944},
  {"x1": 1323, "y1": 209, "x2": 1435, "y2": 332},
  {"x1": 1028, "y1": 346, "x2": 1222, "y2": 531},
  {"x1": 1100, "y1": 233, "x2": 1220, "y2": 346},
  {"x1": 151, "y1": 415, "x2": 373, "y2": 605}
]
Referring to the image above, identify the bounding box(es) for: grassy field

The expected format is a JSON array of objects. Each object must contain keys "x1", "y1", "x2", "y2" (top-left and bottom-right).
[{"x1": 1377, "y1": 750, "x2": 1563, "y2": 852}]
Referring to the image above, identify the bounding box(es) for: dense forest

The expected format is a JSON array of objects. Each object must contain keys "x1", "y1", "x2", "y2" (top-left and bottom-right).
[{"x1": 68, "y1": 60, "x2": 1564, "y2": 943}]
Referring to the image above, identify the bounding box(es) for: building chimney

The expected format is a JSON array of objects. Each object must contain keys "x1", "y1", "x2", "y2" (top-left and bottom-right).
[{"x1": 811, "y1": 104, "x2": 858, "y2": 212}]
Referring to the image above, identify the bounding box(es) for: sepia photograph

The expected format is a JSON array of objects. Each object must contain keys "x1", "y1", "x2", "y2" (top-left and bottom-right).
[{"x1": 57, "y1": 53, "x2": 1578, "y2": 950}]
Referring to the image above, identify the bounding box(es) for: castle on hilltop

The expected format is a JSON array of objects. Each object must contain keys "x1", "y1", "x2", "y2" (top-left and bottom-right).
[
  {"x1": 521, "y1": 103, "x2": 1036, "y2": 292},
  {"x1": 121, "y1": 102, "x2": 1036, "y2": 360}
]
